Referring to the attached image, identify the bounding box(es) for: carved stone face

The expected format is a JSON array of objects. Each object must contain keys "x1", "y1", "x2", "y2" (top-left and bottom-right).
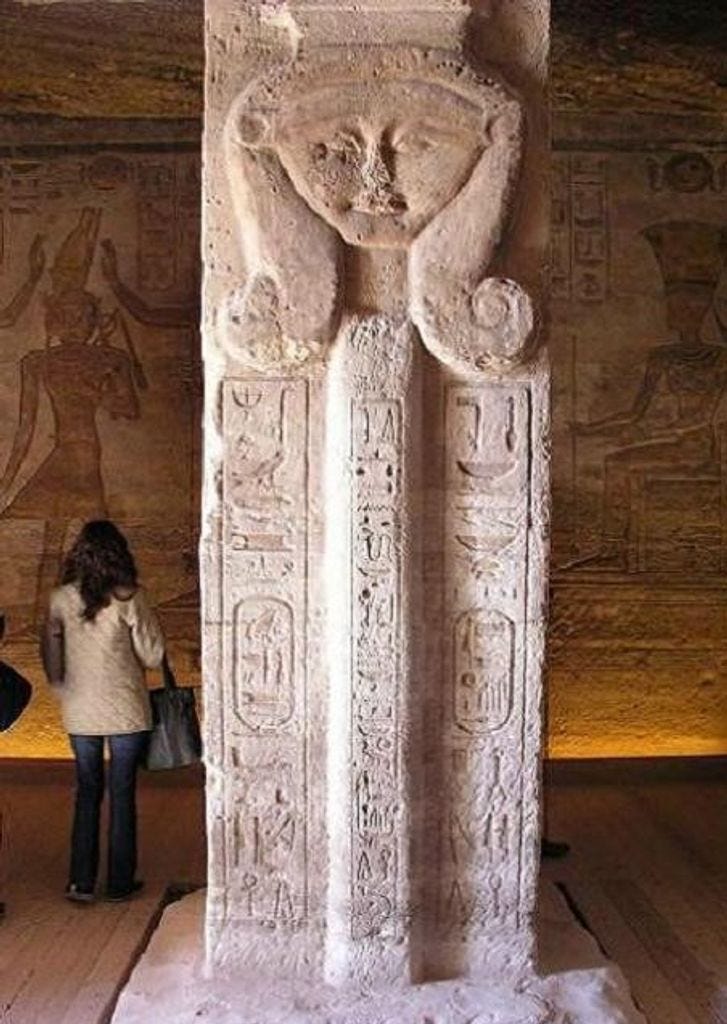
[
  {"x1": 664, "y1": 284, "x2": 715, "y2": 340},
  {"x1": 44, "y1": 289, "x2": 99, "y2": 345},
  {"x1": 274, "y1": 80, "x2": 485, "y2": 249}
]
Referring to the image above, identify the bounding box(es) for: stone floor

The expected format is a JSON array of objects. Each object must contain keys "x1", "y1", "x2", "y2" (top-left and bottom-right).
[
  {"x1": 0, "y1": 761, "x2": 205, "y2": 1024},
  {"x1": 545, "y1": 762, "x2": 727, "y2": 1024}
]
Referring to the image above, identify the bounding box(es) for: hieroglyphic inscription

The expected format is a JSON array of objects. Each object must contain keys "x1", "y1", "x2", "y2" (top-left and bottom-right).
[
  {"x1": 7, "y1": 161, "x2": 43, "y2": 216},
  {"x1": 440, "y1": 384, "x2": 530, "y2": 943},
  {"x1": 442, "y1": 747, "x2": 516, "y2": 930},
  {"x1": 453, "y1": 609, "x2": 514, "y2": 733},
  {"x1": 350, "y1": 395, "x2": 402, "y2": 941},
  {"x1": 571, "y1": 155, "x2": 609, "y2": 302},
  {"x1": 137, "y1": 155, "x2": 200, "y2": 294},
  {"x1": 137, "y1": 162, "x2": 176, "y2": 291},
  {"x1": 225, "y1": 381, "x2": 305, "y2": 593},
  {"x1": 550, "y1": 154, "x2": 571, "y2": 300},
  {"x1": 343, "y1": 317, "x2": 413, "y2": 952},
  {"x1": 223, "y1": 379, "x2": 309, "y2": 925},
  {"x1": 550, "y1": 154, "x2": 609, "y2": 303},
  {"x1": 230, "y1": 759, "x2": 299, "y2": 923},
  {"x1": 234, "y1": 597, "x2": 294, "y2": 730}
]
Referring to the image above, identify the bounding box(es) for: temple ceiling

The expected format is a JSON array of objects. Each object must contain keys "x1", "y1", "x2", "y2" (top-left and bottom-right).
[
  {"x1": 553, "y1": 0, "x2": 726, "y2": 116},
  {"x1": 0, "y1": 0, "x2": 723, "y2": 119}
]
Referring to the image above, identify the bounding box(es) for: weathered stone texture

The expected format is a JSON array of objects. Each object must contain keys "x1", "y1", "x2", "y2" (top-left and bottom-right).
[
  {"x1": 552, "y1": 0, "x2": 727, "y2": 116},
  {"x1": 202, "y1": 0, "x2": 549, "y2": 1015},
  {"x1": 0, "y1": 1, "x2": 202, "y2": 119}
]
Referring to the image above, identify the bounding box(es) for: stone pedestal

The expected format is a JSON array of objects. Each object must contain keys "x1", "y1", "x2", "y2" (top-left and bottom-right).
[{"x1": 202, "y1": 0, "x2": 550, "y2": 1014}]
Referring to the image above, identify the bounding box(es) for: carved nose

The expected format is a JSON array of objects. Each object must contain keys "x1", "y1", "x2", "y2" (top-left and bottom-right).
[{"x1": 353, "y1": 143, "x2": 407, "y2": 215}]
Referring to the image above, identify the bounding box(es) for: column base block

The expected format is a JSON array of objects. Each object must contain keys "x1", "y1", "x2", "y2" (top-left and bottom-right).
[{"x1": 112, "y1": 888, "x2": 645, "y2": 1024}]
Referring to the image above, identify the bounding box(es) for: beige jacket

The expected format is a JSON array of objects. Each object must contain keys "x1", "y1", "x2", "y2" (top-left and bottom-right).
[{"x1": 42, "y1": 583, "x2": 165, "y2": 736}]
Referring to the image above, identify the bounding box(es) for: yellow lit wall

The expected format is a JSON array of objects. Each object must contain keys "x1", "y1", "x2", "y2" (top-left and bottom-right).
[{"x1": 546, "y1": 582, "x2": 727, "y2": 758}]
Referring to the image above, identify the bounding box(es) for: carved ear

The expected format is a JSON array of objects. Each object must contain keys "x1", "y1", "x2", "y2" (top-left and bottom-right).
[
  {"x1": 409, "y1": 99, "x2": 534, "y2": 373},
  {"x1": 222, "y1": 97, "x2": 342, "y2": 371}
]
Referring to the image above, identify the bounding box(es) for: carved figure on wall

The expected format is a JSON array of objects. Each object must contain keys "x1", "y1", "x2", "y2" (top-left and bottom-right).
[
  {"x1": 0, "y1": 235, "x2": 45, "y2": 328},
  {"x1": 100, "y1": 236, "x2": 201, "y2": 609},
  {"x1": 223, "y1": 48, "x2": 533, "y2": 374},
  {"x1": 0, "y1": 208, "x2": 146, "y2": 628},
  {"x1": 572, "y1": 221, "x2": 727, "y2": 570}
]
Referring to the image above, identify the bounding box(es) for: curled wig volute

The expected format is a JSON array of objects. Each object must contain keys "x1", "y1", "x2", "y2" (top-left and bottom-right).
[
  {"x1": 409, "y1": 95, "x2": 534, "y2": 372},
  {"x1": 223, "y1": 50, "x2": 532, "y2": 373},
  {"x1": 224, "y1": 81, "x2": 342, "y2": 372}
]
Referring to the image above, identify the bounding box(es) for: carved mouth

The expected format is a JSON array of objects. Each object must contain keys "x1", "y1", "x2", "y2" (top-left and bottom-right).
[{"x1": 350, "y1": 194, "x2": 408, "y2": 217}]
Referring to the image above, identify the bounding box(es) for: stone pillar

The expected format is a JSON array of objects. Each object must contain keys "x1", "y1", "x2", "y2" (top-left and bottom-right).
[{"x1": 202, "y1": 0, "x2": 550, "y2": 1014}]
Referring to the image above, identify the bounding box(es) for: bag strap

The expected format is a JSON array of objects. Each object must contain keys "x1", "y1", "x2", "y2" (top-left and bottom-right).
[{"x1": 161, "y1": 653, "x2": 178, "y2": 690}]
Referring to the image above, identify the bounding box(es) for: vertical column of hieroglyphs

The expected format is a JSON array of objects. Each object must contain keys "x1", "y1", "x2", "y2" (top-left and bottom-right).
[
  {"x1": 218, "y1": 378, "x2": 310, "y2": 962},
  {"x1": 570, "y1": 155, "x2": 609, "y2": 303},
  {"x1": 437, "y1": 380, "x2": 538, "y2": 976},
  {"x1": 403, "y1": 0, "x2": 550, "y2": 983},
  {"x1": 202, "y1": 0, "x2": 325, "y2": 975},
  {"x1": 550, "y1": 154, "x2": 610, "y2": 304},
  {"x1": 326, "y1": 317, "x2": 416, "y2": 985},
  {"x1": 137, "y1": 162, "x2": 176, "y2": 291}
]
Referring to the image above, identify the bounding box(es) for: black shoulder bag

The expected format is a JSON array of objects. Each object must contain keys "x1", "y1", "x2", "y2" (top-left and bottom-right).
[
  {"x1": 0, "y1": 661, "x2": 32, "y2": 732},
  {"x1": 145, "y1": 656, "x2": 202, "y2": 770},
  {"x1": 0, "y1": 613, "x2": 32, "y2": 733}
]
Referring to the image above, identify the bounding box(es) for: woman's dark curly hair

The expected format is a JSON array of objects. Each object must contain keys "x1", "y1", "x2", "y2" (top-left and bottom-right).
[{"x1": 61, "y1": 520, "x2": 138, "y2": 621}]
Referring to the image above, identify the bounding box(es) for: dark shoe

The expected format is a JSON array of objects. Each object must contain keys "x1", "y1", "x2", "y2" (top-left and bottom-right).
[
  {"x1": 0, "y1": 901, "x2": 5, "y2": 917},
  {"x1": 65, "y1": 883, "x2": 95, "y2": 903},
  {"x1": 541, "y1": 838, "x2": 571, "y2": 860},
  {"x1": 104, "y1": 879, "x2": 144, "y2": 903}
]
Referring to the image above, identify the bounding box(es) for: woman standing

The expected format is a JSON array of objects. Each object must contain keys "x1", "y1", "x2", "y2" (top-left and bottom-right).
[{"x1": 41, "y1": 520, "x2": 165, "y2": 902}]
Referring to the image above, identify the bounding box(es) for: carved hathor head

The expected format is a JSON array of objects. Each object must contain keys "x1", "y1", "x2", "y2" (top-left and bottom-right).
[{"x1": 224, "y1": 49, "x2": 533, "y2": 373}]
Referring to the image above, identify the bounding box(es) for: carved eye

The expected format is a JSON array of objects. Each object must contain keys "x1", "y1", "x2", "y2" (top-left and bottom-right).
[
  {"x1": 311, "y1": 132, "x2": 361, "y2": 165},
  {"x1": 392, "y1": 130, "x2": 437, "y2": 155},
  {"x1": 236, "y1": 112, "x2": 269, "y2": 146}
]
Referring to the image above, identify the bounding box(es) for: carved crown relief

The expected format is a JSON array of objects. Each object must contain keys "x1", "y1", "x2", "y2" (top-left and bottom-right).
[{"x1": 223, "y1": 48, "x2": 532, "y2": 373}]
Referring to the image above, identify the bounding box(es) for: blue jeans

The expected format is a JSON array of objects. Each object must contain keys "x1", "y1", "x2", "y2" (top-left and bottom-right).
[{"x1": 69, "y1": 732, "x2": 148, "y2": 894}]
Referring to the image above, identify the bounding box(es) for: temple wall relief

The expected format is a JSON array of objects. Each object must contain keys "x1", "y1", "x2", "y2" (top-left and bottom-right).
[
  {"x1": 549, "y1": 115, "x2": 727, "y2": 758},
  {"x1": 0, "y1": 130, "x2": 202, "y2": 758}
]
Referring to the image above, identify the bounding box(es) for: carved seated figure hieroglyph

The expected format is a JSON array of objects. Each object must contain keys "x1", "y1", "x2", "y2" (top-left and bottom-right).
[
  {"x1": 573, "y1": 221, "x2": 727, "y2": 571},
  {"x1": 222, "y1": 48, "x2": 533, "y2": 373}
]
